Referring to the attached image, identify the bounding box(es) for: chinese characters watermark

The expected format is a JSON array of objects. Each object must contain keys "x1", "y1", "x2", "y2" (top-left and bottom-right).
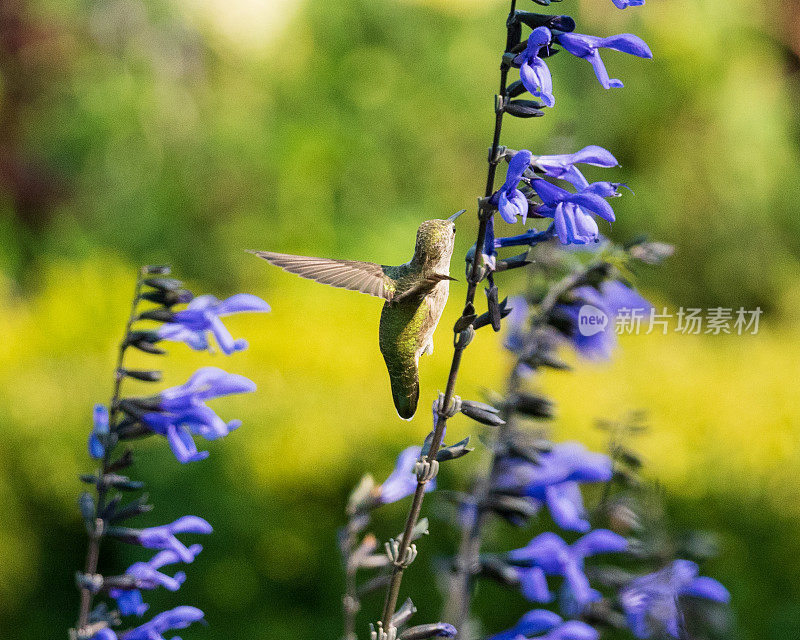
[{"x1": 577, "y1": 306, "x2": 763, "y2": 337}]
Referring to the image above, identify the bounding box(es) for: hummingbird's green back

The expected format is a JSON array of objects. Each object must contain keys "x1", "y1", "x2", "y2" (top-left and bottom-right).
[{"x1": 252, "y1": 217, "x2": 458, "y2": 420}]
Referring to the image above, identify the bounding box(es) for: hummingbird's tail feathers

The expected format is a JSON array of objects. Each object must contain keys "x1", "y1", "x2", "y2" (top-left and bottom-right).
[
  {"x1": 248, "y1": 250, "x2": 395, "y2": 301},
  {"x1": 382, "y1": 354, "x2": 420, "y2": 420},
  {"x1": 393, "y1": 378, "x2": 419, "y2": 421}
]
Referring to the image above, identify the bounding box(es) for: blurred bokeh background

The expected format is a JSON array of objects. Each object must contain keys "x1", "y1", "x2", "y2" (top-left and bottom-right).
[{"x1": 1, "y1": 0, "x2": 799, "y2": 638}]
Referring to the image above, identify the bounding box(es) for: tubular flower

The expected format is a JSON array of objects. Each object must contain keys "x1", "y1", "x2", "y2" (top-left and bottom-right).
[
  {"x1": 487, "y1": 609, "x2": 598, "y2": 640},
  {"x1": 513, "y1": 27, "x2": 555, "y2": 107},
  {"x1": 141, "y1": 367, "x2": 256, "y2": 463},
  {"x1": 157, "y1": 293, "x2": 270, "y2": 355},
  {"x1": 494, "y1": 442, "x2": 612, "y2": 531},
  {"x1": 621, "y1": 560, "x2": 730, "y2": 638},
  {"x1": 555, "y1": 280, "x2": 652, "y2": 360},
  {"x1": 130, "y1": 516, "x2": 213, "y2": 562},
  {"x1": 492, "y1": 150, "x2": 533, "y2": 224},
  {"x1": 532, "y1": 146, "x2": 619, "y2": 189},
  {"x1": 378, "y1": 446, "x2": 435, "y2": 504},
  {"x1": 510, "y1": 530, "x2": 628, "y2": 614},
  {"x1": 88, "y1": 404, "x2": 110, "y2": 460},
  {"x1": 532, "y1": 179, "x2": 622, "y2": 246},
  {"x1": 109, "y1": 545, "x2": 202, "y2": 617},
  {"x1": 556, "y1": 32, "x2": 652, "y2": 89}
]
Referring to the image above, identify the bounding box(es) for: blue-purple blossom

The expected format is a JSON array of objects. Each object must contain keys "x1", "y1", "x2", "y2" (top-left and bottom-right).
[
  {"x1": 621, "y1": 560, "x2": 730, "y2": 638},
  {"x1": 487, "y1": 609, "x2": 598, "y2": 640},
  {"x1": 495, "y1": 442, "x2": 612, "y2": 531},
  {"x1": 142, "y1": 367, "x2": 256, "y2": 463},
  {"x1": 510, "y1": 530, "x2": 628, "y2": 613},
  {"x1": 556, "y1": 280, "x2": 652, "y2": 360},
  {"x1": 109, "y1": 545, "x2": 202, "y2": 617},
  {"x1": 493, "y1": 151, "x2": 533, "y2": 224},
  {"x1": 157, "y1": 293, "x2": 270, "y2": 355},
  {"x1": 533, "y1": 146, "x2": 619, "y2": 190},
  {"x1": 378, "y1": 446, "x2": 435, "y2": 504},
  {"x1": 612, "y1": 0, "x2": 645, "y2": 8},
  {"x1": 556, "y1": 32, "x2": 652, "y2": 90},
  {"x1": 135, "y1": 516, "x2": 213, "y2": 562},
  {"x1": 88, "y1": 404, "x2": 109, "y2": 460},
  {"x1": 123, "y1": 605, "x2": 206, "y2": 640},
  {"x1": 513, "y1": 27, "x2": 554, "y2": 107},
  {"x1": 503, "y1": 297, "x2": 528, "y2": 354},
  {"x1": 532, "y1": 179, "x2": 620, "y2": 246}
]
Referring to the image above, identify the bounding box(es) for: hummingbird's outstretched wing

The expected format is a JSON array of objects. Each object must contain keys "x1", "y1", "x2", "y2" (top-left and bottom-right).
[{"x1": 250, "y1": 251, "x2": 395, "y2": 301}]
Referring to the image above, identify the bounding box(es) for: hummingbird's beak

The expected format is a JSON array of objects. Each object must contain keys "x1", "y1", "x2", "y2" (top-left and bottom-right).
[{"x1": 447, "y1": 209, "x2": 467, "y2": 222}]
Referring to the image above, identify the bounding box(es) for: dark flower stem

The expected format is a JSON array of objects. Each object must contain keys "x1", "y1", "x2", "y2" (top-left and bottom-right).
[
  {"x1": 444, "y1": 260, "x2": 608, "y2": 632},
  {"x1": 378, "y1": 0, "x2": 518, "y2": 630},
  {"x1": 77, "y1": 267, "x2": 146, "y2": 630}
]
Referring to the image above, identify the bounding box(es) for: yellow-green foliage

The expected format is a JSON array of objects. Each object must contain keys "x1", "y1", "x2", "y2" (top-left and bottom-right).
[{"x1": 0, "y1": 255, "x2": 798, "y2": 618}]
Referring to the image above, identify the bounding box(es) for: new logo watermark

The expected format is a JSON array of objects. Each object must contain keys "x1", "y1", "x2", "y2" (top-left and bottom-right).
[
  {"x1": 578, "y1": 305, "x2": 610, "y2": 337},
  {"x1": 575, "y1": 305, "x2": 762, "y2": 336}
]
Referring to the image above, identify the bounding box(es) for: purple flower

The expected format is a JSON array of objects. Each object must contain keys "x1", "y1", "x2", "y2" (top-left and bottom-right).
[
  {"x1": 142, "y1": 367, "x2": 256, "y2": 463},
  {"x1": 621, "y1": 560, "x2": 730, "y2": 638},
  {"x1": 510, "y1": 530, "x2": 628, "y2": 613},
  {"x1": 88, "y1": 404, "x2": 109, "y2": 460},
  {"x1": 513, "y1": 27, "x2": 555, "y2": 107},
  {"x1": 157, "y1": 293, "x2": 270, "y2": 355},
  {"x1": 378, "y1": 446, "x2": 435, "y2": 504},
  {"x1": 556, "y1": 32, "x2": 652, "y2": 90},
  {"x1": 487, "y1": 610, "x2": 598, "y2": 640},
  {"x1": 90, "y1": 630, "x2": 117, "y2": 640},
  {"x1": 492, "y1": 151, "x2": 533, "y2": 224},
  {"x1": 556, "y1": 280, "x2": 651, "y2": 360},
  {"x1": 109, "y1": 545, "x2": 202, "y2": 617},
  {"x1": 123, "y1": 606, "x2": 206, "y2": 640},
  {"x1": 495, "y1": 442, "x2": 612, "y2": 532},
  {"x1": 612, "y1": 0, "x2": 645, "y2": 8},
  {"x1": 533, "y1": 146, "x2": 619, "y2": 190},
  {"x1": 503, "y1": 297, "x2": 529, "y2": 354},
  {"x1": 532, "y1": 179, "x2": 621, "y2": 246},
  {"x1": 135, "y1": 516, "x2": 213, "y2": 562}
]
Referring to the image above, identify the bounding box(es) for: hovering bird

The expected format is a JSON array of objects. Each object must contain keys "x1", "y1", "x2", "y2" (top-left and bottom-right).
[{"x1": 250, "y1": 211, "x2": 465, "y2": 419}]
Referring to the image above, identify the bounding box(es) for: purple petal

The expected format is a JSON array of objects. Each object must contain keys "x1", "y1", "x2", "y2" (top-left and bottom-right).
[
  {"x1": 519, "y1": 566, "x2": 553, "y2": 602},
  {"x1": 571, "y1": 192, "x2": 616, "y2": 222},
  {"x1": 527, "y1": 26, "x2": 552, "y2": 50},
  {"x1": 498, "y1": 189, "x2": 527, "y2": 224},
  {"x1": 547, "y1": 620, "x2": 599, "y2": 640},
  {"x1": 520, "y1": 59, "x2": 554, "y2": 107},
  {"x1": 681, "y1": 577, "x2": 730, "y2": 603},
  {"x1": 512, "y1": 609, "x2": 562, "y2": 637},
  {"x1": 217, "y1": 293, "x2": 271, "y2": 315},
  {"x1": 531, "y1": 179, "x2": 570, "y2": 206},
  {"x1": 544, "y1": 483, "x2": 591, "y2": 532},
  {"x1": 166, "y1": 424, "x2": 208, "y2": 464},
  {"x1": 88, "y1": 433, "x2": 105, "y2": 460},
  {"x1": 169, "y1": 515, "x2": 213, "y2": 535},
  {"x1": 571, "y1": 145, "x2": 619, "y2": 167},
  {"x1": 557, "y1": 32, "x2": 599, "y2": 58},
  {"x1": 572, "y1": 529, "x2": 628, "y2": 557},
  {"x1": 599, "y1": 34, "x2": 653, "y2": 58},
  {"x1": 94, "y1": 404, "x2": 109, "y2": 433},
  {"x1": 209, "y1": 315, "x2": 237, "y2": 354}
]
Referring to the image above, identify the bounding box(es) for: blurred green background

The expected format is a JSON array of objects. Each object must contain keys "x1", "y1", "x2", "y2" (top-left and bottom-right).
[{"x1": 1, "y1": 0, "x2": 799, "y2": 638}]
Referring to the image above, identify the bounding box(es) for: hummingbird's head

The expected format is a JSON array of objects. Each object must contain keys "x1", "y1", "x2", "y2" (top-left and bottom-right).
[{"x1": 413, "y1": 218, "x2": 457, "y2": 266}]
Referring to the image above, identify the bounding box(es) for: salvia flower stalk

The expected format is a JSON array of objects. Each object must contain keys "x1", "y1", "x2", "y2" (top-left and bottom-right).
[{"x1": 71, "y1": 266, "x2": 267, "y2": 640}]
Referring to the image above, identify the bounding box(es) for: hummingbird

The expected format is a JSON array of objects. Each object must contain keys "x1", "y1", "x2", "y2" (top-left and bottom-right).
[{"x1": 250, "y1": 210, "x2": 465, "y2": 420}]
